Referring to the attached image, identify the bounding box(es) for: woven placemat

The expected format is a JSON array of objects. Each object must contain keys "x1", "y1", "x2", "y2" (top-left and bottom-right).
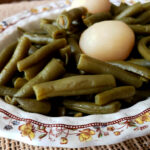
[
  {"x1": 0, "y1": 135, "x2": 150, "y2": 150},
  {"x1": 0, "y1": 1, "x2": 150, "y2": 149}
]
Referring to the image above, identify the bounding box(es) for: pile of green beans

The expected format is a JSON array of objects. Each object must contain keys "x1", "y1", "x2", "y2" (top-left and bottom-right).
[{"x1": 1, "y1": 3, "x2": 150, "y2": 116}]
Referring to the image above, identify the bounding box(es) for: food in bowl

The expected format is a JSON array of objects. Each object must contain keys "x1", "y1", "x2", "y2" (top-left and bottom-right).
[{"x1": 0, "y1": 2, "x2": 150, "y2": 117}]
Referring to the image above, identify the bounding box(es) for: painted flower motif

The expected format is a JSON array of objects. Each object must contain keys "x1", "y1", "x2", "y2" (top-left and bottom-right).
[
  {"x1": 18, "y1": 123, "x2": 35, "y2": 140},
  {"x1": 4, "y1": 125, "x2": 13, "y2": 130},
  {"x1": 60, "y1": 137, "x2": 68, "y2": 144},
  {"x1": 0, "y1": 25, "x2": 4, "y2": 32},
  {"x1": 12, "y1": 120, "x2": 20, "y2": 125},
  {"x1": 135, "y1": 113, "x2": 150, "y2": 124},
  {"x1": 114, "y1": 131, "x2": 121, "y2": 136},
  {"x1": 78, "y1": 129, "x2": 95, "y2": 142},
  {"x1": 42, "y1": 7, "x2": 50, "y2": 11},
  {"x1": 30, "y1": 8, "x2": 38, "y2": 14},
  {"x1": 107, "y1": 126, "x2": 115, "y2": 131}
]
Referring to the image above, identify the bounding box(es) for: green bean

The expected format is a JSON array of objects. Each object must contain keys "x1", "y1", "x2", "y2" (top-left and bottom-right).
[
  {"x1": 138, "y1": 36, "x2": 150, "y2": 61},
  {"x1": 40, "y1": 18, "x2": 55, "y2": 25},
  {"x1": 4, "y1": 95, "x2": 18, "y2": 105},
  {"x1": 63, "y1": 100, "x2": 121, "y2": 114},
  {"x1": 14, "y1": 78, "x2": 27, "y2": 89},
  {"x1": 83, "y1": 12, "x2": 112, "y2": 27},
  {"x1": 40, "y1": 22, "x2": 66, "y2": 39},
  {"x1": 128, "y1": 59, "x2": 150, "y2": 68},
  {"x1": 120, "y1": 10, "x2": 150, "y2": 24},
  {"x1": 140, "y1": 76, "x2": 149, "y2": 83},
  {"x1": 77, "y1": 54, "x2": 143, "y2": 88},
  {"x1": 63, "y1": 73, "x2": 78, "y2": 78},
  {"x1": 129, "y1": 24, "x2": 150, "y2": 34},
  {"x1": 109, "y1": 60, "x2": 150, "y2": 79},
  {"x1": 143, "y1": 2, "x2": 150, "y2": 10},
  {"x1": 115, "y1": 3, "x2": 143, "y2": 20},
  {"x1": 74, "y1": 112, "x2": 83, "y2": 117},
  {"x1": 28, "y1": 45, "x2": 38, "y2": 55},
  {"x1": 15, "y1": 58, "x2": 65, "y2": 98},
  {"x1": 57, "y1": 106, "x2": 66, "y2": 116},
  {"x1": 17, "y1": 38, "x2": 67, "y2": 72},
  {"x1": 0, "y1": 86, "x2": 18, "y2": 97},
  {"x1": 33, "y1": 74, "x2": 116, "y2": 100},
  {"x1": 0, "y1": 42, "x2": 17, "y2": 72},
  {"x1": 12, "y1": 97, "x2": 51, "y2": 115},
  {"x1": 24, "y1": 59, "x2": 48, "y2": 80},
  {"x1": 119, "y1": 17, "x2": 137, "y2": 24},
  {"x1": 136, "y1": 10, "x2": 150, "y2": 24},
  {"x1": 24, "y1": 33, "x2": 53, "y2": 44},
  {"x1": 59, "y1": 45, "x2": 71, "y2": 65},
  {"x1": 111, "y1": 4, "x2": 128, "y2": 16},
  {"x1": 0, "y1": 37, "x2": 30, "y2": 85},
  {"x1": 18, "y1": 27, "x2": 47, "y2": 35},
  {"x1": 95, "y1": 86, "x2": 135, "y2": 106},
  {"x1": 57, "y1": 7, "x2": 87, "y2": 30},
  {"x1": 135, "y1": 89, "x2": 150, "y2": 98},
  {"x1": 68, "y1": 38, "x2": 82, "y2": 64}
]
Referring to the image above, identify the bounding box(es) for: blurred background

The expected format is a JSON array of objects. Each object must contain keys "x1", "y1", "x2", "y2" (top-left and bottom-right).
[
  {"x1": 0, "y1": 0, "x2": 38, "y2": 4},
  {"x1": 0, "y1": 0, "x2": 48, "y2": 21}
]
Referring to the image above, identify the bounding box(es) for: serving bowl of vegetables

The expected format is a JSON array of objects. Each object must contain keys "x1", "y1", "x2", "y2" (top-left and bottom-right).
[{"x1": 0, "y1": 0, "x2": 150, "y2": 148}]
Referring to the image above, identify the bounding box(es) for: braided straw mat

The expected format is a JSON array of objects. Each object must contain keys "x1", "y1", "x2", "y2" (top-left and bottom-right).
[{"x1": 0, "y1": 0, "x2": 150, "y2": 149}]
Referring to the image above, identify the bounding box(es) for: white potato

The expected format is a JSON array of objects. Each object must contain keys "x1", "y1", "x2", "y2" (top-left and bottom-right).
[
  {"x1": 79, "y1": 21, "x2": 135, "y2": 61},
  {"x1": 71, "y1": 0, "x2": 111, "y2": 14}
]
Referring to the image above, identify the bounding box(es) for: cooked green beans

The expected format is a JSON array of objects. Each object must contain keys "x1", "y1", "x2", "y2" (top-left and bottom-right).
[
  {"x1": 24, "y1": 59, "x2": 48, "y2": 80},
  {"x1": 14, "y1": 78, "x2": 27, "y2": 89},
  {"x1": 119, "y1": 17, "x2": 137, "y2": 24},
  {"x1": 59, "y1": 45, "x2": 71, "y2": 65},
  {"x1": 57, "y1": 106, "x2": 66, "y2": 116},
  {"x1": 117, "y1": 10, "x2": 150, "y2": 25},
  {"x1": 136, "y1": 10, "x2": 150, "y2": 24},
  {"x1": 83, "y1": 12, "x2": 112, "y2": 27},
  {"x1": 136, "y1": 89, "x2": 150, "y2": 98},
  {"x1": 0, "y1": 37, "x2": 30, "y2": 85},
  {"x1": 115, "y1": 3, "x2": 143, "y2": 20},
  {"x1": 111, "y1": 4, "x2": 128, "y2": 16},
  {"x1": 128, "y1": 59, "x2": 150, "y2": 68},
  {"x1": 1, "y1": 4, "x2": 150, "y2": 116},
  {"x1": 77, "y1": 54, "x2": 142, "y2": 88},
  {"x1": 138, "y1": 36, "x2": 150, "y2": 61},
  {"x1": 0, "y1": 42, "x2": 17, "y2": 72},
  {"x1": 17, "y1": 38, "x2": 67, "y2": 71},
  {"x1": 68, "y1": 38, "x2": 82, "y2": 64},
  {"x1": 57, "y1": 7, "x2": 87, "y2": 30},
  {"x1": 129, "y1": 25, "x2": 150, "y2": 34},
  {"x1": 24, "y1": 33, "x2": 53, "y2": 44},
  {"x1": 74, "y1": 112, "x2": 83, "y2": 117},
  {"x1": 143, "y1": 2, "x2": 150, "y2": 10},
  {"x1": 15, "y1": 58, "x2": 65, "y2": 98},
  {"x1": 33, "y1": 74, "x2": 116, "y2": 100},
  {"x1": 28, "y1": 45, "x2": 38, "y2": 55},
  {"x1": 63, "y1": 100, "x2": 121, "y2": 114},
  {"x1": 109, "y1": 60, "x2": 150, "y2": 79},
  {"x1": 40, "y1": 21, "x2": 66, "y2": 39},
  {"x1": 95, "y1": 86, "x2": 135, "y2": 106},
  {"x1": 12, "y1": 97, "x2": 51, "y2": 114},
  {"x1": 0, "y1": 86, "x2": 18, "y2": 97}
]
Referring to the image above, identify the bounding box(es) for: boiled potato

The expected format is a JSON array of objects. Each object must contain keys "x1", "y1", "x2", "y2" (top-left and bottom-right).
[
  {"x1": 71, "y1": 0, "x2": 111, "y2": 14},
  {"x1": 79, "y1": 21, "x2": 135, "y2": 61}
]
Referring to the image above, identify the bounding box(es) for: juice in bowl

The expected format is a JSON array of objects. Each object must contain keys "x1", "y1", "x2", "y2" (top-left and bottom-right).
[{"x1": 0, "y1": 0, "x2": 150, "y2": 148}]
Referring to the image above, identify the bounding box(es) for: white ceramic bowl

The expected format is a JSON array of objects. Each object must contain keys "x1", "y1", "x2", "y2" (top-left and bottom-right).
[{"x1": 0, "y1": 0, "x2": 150, "y2": 148}]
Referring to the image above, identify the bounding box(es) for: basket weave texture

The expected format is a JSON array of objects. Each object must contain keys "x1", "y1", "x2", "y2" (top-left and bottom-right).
[{"x1": 0, "y1": 135, "x2": 150, "y2": 150}]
